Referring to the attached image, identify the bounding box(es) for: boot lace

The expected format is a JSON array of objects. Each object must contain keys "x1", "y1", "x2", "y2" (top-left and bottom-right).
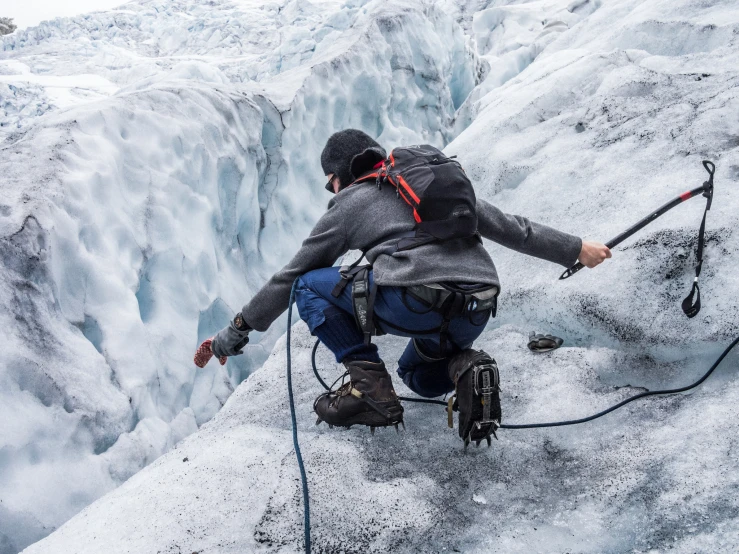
[{"x1": 327, "y1": 370, "x2": 353, "y2": 407}]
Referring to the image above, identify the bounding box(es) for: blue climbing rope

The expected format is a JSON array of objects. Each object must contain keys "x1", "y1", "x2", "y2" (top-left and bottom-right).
[{"x1": 287, "y1": 278, "x2": 311, "y2": 554}]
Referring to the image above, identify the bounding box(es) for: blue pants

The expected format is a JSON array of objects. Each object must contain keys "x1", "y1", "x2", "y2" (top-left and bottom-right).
[{"x1": 294, "y1": 266, "x2": 491, "y2": 398}]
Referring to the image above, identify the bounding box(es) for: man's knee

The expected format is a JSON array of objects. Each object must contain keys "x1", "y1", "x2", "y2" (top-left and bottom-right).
[
  {"x1": 295, "y1": 273, "x2": 328, "y2": 331},
  {"x1": 293, "y1": 274, "x2": 311, "y2": 309},
  {"x1": 296, "y1": 266, "x2": 340, "y2": 295},
  {"x1": 295, "y1": 267, "x2": 350, "y2": 332},
  {"x1": 294, "y1": 267, "x2": 333, "y2": 306}
]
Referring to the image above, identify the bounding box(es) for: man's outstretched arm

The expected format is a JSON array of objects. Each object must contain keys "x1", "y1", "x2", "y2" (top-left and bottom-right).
[
  {"x1": 195, "y1": 201, "x2": 349, "y2": 367},
  {"x1": 476, "y1": 198, "x2": 610, "y2": 267},
  {"x1": 241, "y1": 202, "x2": 349, "y2": 332}
]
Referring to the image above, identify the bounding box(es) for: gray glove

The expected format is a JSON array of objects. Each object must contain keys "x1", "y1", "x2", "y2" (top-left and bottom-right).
[{"x1": 212, "y1": 313, "x2": 252, "y2": 358}]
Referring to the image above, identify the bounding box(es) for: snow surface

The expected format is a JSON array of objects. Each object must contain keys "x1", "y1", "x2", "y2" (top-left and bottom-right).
[
  {"x1": 23, "y1": 323, "x2": 739, "y2": 553},
  {"x1": 3, "y1": 0, "x2": 739, "y2": 552}
]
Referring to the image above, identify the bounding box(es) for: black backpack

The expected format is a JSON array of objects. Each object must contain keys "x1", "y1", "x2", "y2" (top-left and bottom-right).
[
  {"x1": 336, "y1": 145, "x2": 490, "y2": 349},
  {"x1": 349, "y1": 144, "x2": 480, "y2": 251}
]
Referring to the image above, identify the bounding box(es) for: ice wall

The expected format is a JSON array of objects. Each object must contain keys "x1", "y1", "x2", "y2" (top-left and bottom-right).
[
  {"x1": 0, "y1": 1, "x2": 478, "y2": 552},
  {"x1": 0, "y1": 79, "x2": 267, "y2": 553}
]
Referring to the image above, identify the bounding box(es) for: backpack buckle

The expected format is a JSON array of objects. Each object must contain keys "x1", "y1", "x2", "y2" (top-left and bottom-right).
[{"x1": 376, "y1": 167, "x2": 386, "y2": 189}]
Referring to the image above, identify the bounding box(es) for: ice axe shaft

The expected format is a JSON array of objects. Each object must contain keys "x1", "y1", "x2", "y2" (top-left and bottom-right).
[{"x1": 560, "y1": 160, "x2": 715, "y2": 280}]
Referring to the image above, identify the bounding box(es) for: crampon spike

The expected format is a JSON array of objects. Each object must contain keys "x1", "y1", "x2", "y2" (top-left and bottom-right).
[
  {"x1": 315, "y1": 417, "x2": 322, "y2": 426},
  {"x1": 400, "y1": 421, "x2": 406, "y2": 431},
  {"x1": 394, "y1": 423, "x2": 399, "y2": 434},
  {"x1": 475, "y1": 440, "x2": 481, "y2": 448},
  {"x1": 486, "y1": 436, "x2": 492, "y2": 447},
  {"x1": 370, "y1": 426, "x2": 375, "y2": 436}
]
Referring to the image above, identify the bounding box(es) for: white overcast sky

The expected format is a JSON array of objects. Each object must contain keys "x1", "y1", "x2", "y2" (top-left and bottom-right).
[{"x1": 3, "y1": 0, "x2": 130, "y2": 30}]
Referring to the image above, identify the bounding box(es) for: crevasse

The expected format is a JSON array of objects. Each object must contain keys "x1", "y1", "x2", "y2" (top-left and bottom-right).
[{"x1": 0, "y1": 1, "x2": 480, "y2": 551}]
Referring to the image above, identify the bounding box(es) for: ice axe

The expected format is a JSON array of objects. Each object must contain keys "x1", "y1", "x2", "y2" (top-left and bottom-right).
[{"x1": 559, "y1": 160, "x2": 715, "y2": 318}]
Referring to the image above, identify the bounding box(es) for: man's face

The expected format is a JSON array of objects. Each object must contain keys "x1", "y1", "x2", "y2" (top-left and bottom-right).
[{"x1": 325, "y1": 173, "x2": 341, "y2": 194}]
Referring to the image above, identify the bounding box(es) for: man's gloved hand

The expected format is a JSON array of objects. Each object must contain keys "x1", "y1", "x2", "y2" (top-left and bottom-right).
[
  {"x1": 212, "y1": 312, "x2": 252, "y2": 357},
  {"x1": 194, "y1": 313, "x2": 252, "y2": 368},
  {"x1": 194, "y1": 338, "x2": 227, "y2": 368},
  {"x1": 195, "y1": 313, "x2": 252, "y2": 367}
]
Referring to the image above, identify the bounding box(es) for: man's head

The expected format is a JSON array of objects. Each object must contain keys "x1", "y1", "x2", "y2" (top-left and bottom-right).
[{"x1": 320, "y1": 129, "x2": 386, "y2": 193}]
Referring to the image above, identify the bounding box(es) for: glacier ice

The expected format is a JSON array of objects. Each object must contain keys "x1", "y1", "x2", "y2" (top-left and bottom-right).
[
  {"x1": 1, "y1": 0, "x2": 479, "y2": 551},
  {"x1": 0, "y1": 80, "x2": 268, "y2": 553},
  {"x1": 3, "y1": 0, "x2": 739, "y2": 552}
]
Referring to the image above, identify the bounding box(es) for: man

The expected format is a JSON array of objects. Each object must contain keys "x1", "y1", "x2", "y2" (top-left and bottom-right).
[{"x1": 195, "y1": 129, "x2": 610, "y2": 445}]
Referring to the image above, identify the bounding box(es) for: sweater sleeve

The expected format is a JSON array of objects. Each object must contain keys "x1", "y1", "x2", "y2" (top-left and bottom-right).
[
  {"x1": 476, "y1": 198, "x2": 582, "y2": 267},
  {"x1": 240, "y1": 201, "x2": 348, "y2": 331}
]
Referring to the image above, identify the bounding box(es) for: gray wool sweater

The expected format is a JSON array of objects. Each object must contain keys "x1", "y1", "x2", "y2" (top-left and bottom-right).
[{"x1": 241, "y1": 182, "x2": 582, "y2": 331}]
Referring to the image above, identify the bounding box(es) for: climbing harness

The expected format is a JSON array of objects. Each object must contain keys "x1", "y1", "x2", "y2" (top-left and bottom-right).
[
  {"x1": 332, "y1": 257, "x2": 498, "y2": 355},
  {"x1": 404, "y1": 283, "x2": 498, "y2": 355},
  {"x1": 560, "y1": 161, "x2": 715, "y2": 319},
  {"x1": 332, "y1": 262, "x2": 377, "y2": 345}
]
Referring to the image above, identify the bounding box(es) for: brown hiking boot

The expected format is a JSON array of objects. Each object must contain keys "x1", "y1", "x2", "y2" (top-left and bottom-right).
[
  {"x1": 314, "y1": 360, "x2": 404, "y2": 432},
  {"x1": 447, "y1": 349, "x2": 501, "y2": 451}
]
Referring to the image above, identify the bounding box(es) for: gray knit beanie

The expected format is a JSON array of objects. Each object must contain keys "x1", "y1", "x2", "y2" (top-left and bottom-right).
[{"x1": 320, "y1": 129, "x2": 386, "y2": 191}]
